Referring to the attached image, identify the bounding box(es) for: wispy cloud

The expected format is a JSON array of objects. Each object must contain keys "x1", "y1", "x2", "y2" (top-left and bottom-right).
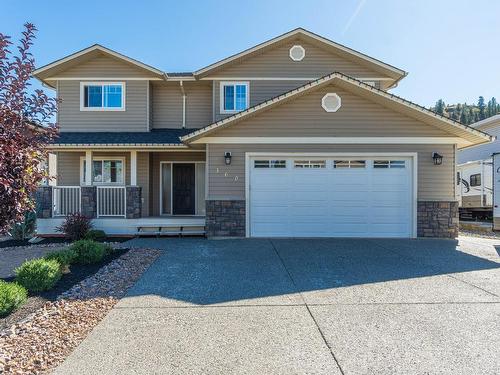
[{"x1": 342, "y1": 0, "x2": 367, "y2": 35}]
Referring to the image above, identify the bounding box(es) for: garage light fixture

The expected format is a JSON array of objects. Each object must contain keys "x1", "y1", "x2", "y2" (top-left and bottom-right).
[
  {"x1": 224, "y1": 152, "x2": 232, "y2": 165},
  {"x1": 432, "y1": 152, "x2": 443, "y2": 165}
]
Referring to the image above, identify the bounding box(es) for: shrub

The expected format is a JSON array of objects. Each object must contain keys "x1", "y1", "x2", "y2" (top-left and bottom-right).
[
  {"x1": 56, "y1": 213, "x2": 92, "y2": 241},
  {"x1": 69, "y1": 240, "x2": 107, "y2": 264},
  {"x1": 15, "y1": 258, "x2": 62, "y2": 292},
  {"x1": 9, "y1": 211, "x2": 37, "y2": 240},
  {"x1": 44, "y1": 248, "x2": 78, "y2": 269},
  {"x1": 0, "y1": 281, "x2": 28, "y2": 317},
  {"x1": 84, "y1": 229, "x2": 106, "y2": 241}
]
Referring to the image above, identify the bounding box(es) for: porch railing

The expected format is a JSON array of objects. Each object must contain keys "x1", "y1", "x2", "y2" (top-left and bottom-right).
[
  {"x1": 53, "y1": 186, "x2": 81, "y2": 217},
  {"x1": 97, "y1": 186, "x2": 126, "y2": 218}
]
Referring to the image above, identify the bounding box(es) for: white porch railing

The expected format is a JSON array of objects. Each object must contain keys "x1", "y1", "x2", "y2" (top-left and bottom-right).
[
  {"x1": 97, "y1": 186, "x2": 126, "y2": 218},
  {"x1": 53, "y1": 186, "x2": 81, "y2": 217}
]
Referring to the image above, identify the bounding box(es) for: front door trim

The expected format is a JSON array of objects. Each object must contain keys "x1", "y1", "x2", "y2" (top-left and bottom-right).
[
  {"x1": 159, "y1": 161, "x2": 206, "y2": 216},
  {"x1": 244, "y1": 152, "x2": 418, "y2": 238}
]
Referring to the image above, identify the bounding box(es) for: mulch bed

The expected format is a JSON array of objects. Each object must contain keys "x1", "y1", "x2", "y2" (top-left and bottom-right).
[
  {"x1": 0, "y1": 248, "x2": 128, "y2": 332},
  {"x1": 0, "y1": 247, "x2": 161, "y2": 374}
]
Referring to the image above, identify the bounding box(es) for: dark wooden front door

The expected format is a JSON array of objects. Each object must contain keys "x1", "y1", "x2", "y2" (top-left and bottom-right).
[{"x1": 172, "y1": 163, "x2": 195, "y2": 215}]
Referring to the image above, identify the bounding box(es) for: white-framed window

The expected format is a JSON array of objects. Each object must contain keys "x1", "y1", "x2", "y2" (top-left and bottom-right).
[
  {"x1": 80, "y1": 82, "x2": 125, "y2": 111},
  {"x1": 294, "y1": 160, "x2": 326, "y2": 169},
  {"x1": 80, "y1": 157, "x2": 125, "y2": 185},
  {"x1": 333, "y1": 160, "x2": 366, "y2": 169},
  {"x1": 220, "y1": 81, "x2": 249, "y2": 113},
  {"x1": 373, "y1": 160, "x2": 406, "y2": 169},
  {"x1": 254, "y1": 160, "x2": 286, "y2": 169}
]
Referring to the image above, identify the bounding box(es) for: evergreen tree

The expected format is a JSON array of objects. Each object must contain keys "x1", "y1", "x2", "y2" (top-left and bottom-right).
[
  {"x1": 460, "y1": 110, "x2": 467, "y2": 124},
  {"x1": 478, "y1": 96, "x2": 486, "y2": 120},
  {"x1": 435, "y1": 99, "x2": 445, "y2": 115}
]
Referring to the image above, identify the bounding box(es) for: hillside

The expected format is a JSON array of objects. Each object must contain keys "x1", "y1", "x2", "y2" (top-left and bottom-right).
[{"x1": 430, "y1": 96, "x2": 499, "y2": 125}]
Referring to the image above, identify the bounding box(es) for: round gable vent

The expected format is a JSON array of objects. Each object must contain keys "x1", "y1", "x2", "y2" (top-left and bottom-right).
[
  {"x1": 321, "y1": 93, "x2": 342, "y2": 112},
  {"x1": 289, "y1": 45, "x2": 305, "y2": 61}
]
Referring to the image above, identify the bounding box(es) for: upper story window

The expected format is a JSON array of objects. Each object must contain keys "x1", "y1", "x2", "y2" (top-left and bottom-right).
[
  {"x1": 80, "y1": 82, "x2": 125, "y2": 111},
  {"x1": 220, "y1": 82, "x2": 249, "y2": 113}
]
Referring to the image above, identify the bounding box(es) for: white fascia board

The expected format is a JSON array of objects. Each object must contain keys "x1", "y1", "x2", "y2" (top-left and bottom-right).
[{"x1": 191, "y1": 137, "x2": 467, "y2": 145}]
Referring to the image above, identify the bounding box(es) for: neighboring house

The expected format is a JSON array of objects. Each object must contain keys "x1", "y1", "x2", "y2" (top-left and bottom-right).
[
  {"x1": 33, "y1": 28, "x2": 492, "y2": 239},
  {"x1": 457, "y1": 114, "x2": 500, "y2": 223}
]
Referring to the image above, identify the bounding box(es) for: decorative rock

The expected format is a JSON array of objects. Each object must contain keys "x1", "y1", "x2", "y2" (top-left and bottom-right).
[{"x1": 0, "y1": 248, "x2": 161, "y2": 374}]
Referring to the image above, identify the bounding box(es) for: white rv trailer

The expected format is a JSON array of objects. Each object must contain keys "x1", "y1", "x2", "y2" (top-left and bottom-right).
[
  {"x1": 456, "y1": 159, "x2": 493, "y2": 219},
  {"x1": 457, "y1": 114, "x2": 500, "y2": 223}
]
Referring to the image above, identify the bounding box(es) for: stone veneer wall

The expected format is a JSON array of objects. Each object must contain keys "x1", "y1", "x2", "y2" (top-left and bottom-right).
[
  {"x1": 80, "y1": 186, "x2": 97, "y2": 218},
  {"x1": 126, "y1": 186, "x2": 142, "y2": 219},
  {"x1": 417, "y1": 201, "x2": 459, "y2": 238},
  {"x1": 35, "y1": 186, "x2": 53, "y2": 218},
  {"x1": 206, "y1": 200, "x2": 246, "y2": 237}
]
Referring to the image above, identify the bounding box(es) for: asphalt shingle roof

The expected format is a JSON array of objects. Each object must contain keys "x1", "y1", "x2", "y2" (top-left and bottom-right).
[{"x1": 53, "y1": 129, "x2": 192, "y2": 146}]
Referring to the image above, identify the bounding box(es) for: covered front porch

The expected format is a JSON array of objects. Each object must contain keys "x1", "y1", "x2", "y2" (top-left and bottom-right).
[{"x1": 37, "y1": 146, "x2": 207, "y2": 236}]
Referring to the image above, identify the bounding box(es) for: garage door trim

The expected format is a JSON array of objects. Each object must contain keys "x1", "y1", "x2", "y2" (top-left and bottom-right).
[{"x1": 245, "y1": 152, "x2": 418, "y2": 238}]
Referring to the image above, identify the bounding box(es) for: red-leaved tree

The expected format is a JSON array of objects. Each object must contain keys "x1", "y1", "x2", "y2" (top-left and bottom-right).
[{"x1": 0, "y1": 23, "x2": 58, "y2": 234}]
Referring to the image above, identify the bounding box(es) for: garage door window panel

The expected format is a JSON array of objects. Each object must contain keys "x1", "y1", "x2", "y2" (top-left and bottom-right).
[
  {"x1": 333, "y1": 160, "x2": 366, "y2": 169},
  {"x1": 254, "y1": 160, "x2": 287, "y2": 168},
  {"x1": 294, "y1": 160, "x2": 326, "y2": 168}
]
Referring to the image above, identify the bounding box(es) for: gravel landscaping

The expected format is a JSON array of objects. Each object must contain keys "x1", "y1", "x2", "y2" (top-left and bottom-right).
[
  {"x1": 0, "y1": 247, "x2": 161, "y2": 374},
  {"x1": 459, "y1": 229, "x2": 500, "y2": 239}
]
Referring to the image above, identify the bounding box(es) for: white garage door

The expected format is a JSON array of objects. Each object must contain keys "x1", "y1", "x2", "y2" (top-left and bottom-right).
[{"x1": 249, "y1": 156, "x2": 414, "y2": 238}]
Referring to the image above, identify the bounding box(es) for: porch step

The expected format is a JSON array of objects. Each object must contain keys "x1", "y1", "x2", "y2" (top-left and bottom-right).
[{"x1": 135, "y1": 224, "x2": 206, "y2": 237}]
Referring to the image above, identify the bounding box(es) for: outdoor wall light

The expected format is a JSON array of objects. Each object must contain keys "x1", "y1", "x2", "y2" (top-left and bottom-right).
[
  {"x1": 432, "y1": 152, "x2": 443, "y2": 165},
  {"x1": 224, "y1": 152, "x2": 232, "y2": 165}
]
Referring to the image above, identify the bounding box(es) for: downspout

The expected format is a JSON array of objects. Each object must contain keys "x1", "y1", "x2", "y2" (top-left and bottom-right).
[
  {"x1": 180, "y1": 81, "x2": 186, "y2": 128},
  {"x1": 481, "y1": 160, "x2": 485, "y2": 206}
]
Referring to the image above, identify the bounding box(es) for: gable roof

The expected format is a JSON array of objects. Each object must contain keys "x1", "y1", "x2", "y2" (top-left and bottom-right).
[
  {"x1": 33, "y1": 44, "x2": 165, "y2": 87},
  {"x1": 195, "y1": 28, "x2": 407, "y2": 84},
  {"x1": 180, "y1": 72, "x2": 492, "y2": 148},
  {"x1": 470, "y1": 114, "x2": 500, "y2": 130}
]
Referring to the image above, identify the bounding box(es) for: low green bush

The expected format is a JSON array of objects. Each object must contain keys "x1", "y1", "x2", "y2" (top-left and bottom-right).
[
  {"x1": 44, "y1": 248, "x2": 78, "y2": 268},
  {"x1": 15, "y1": 259, "x2": 62, "y2": 292},
  {"x1": 84, "y1": 229, "x2": 106, "y2": 241},
  {"x1": 0, "y1": 281, "x2": 28, "y2": 317},
  {"x1": 69, "y1": 240, "x2": 107, "y2": 264}
]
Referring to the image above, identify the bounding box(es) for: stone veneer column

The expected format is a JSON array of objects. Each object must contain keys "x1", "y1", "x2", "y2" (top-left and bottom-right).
[
  {"x1": 126, "y1": 186, "x2": 142, "y2": 219},
  {"x1": 80, "y1": 186, "x2": 97, "y2": 218},
  {"x1": 206, "y1": 200, "x2": 246, "y2": 237},
  {"x1": 417, "y1": 201, "x2": 459, "y2": 238},
  {"x1": 35, "y1": 186, "x2": 53, "y2": 218}
]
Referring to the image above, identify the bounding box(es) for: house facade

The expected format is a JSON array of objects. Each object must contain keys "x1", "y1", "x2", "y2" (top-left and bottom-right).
[{"x1": 34, "y1": 28, "x2": 492, "y2": 238}]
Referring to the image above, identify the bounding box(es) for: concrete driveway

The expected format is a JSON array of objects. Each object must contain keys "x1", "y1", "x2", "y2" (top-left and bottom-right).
[{"x1": 54, "y1": 237, "x2": 500, "y2": 375}]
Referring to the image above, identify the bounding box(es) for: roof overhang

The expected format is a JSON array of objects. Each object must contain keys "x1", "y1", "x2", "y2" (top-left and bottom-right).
[
  {"x1": 194, "y1": 28, "x2": 407, "y2": 83},
  {"x1": 181, "y1": 72, "x2": 493, "y2": 149}
]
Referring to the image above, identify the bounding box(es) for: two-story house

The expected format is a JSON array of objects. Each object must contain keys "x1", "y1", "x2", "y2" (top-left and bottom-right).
[{"x1": 33, "y1": 28, "x2": 491, "y2": 238}]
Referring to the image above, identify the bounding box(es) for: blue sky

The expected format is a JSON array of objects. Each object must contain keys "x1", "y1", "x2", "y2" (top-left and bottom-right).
[{"x1": 3, "y1": 0, "x2": 499, "y2": 107}]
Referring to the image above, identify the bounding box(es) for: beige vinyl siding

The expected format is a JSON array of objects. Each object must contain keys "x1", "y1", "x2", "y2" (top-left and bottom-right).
[
  {"x1": 207, "y1": 144, "x2": 455, "y2": 202},
  {"x1": 215, "y1": 85, "x2": 451, "y2": 137},
  {"x1": 56, "y1": 55, "x2": 160, "y2": 79},
  {"x1": 56, "y1": 152, "x2": 83, "y2": 185},
  {"x1": 206, "y1": 39, "x2": 388, "y2": 79},
  {"x1": 152, "y1": 82, "x2": 183, "y2": 128},
  {"x1": 149, "y1": 152, "x2": 206, "y2": 216},
  {"x1": 214, "y1": 80, "x2": 308, "y2": 121},
  {"x1": 152, "y1": 82, "x2": 212, "y2": 129},
  {"x1": 185, "y1": 83, "x2": 212, "y2": 128},
  {"x1": 58, "y1": 80, "x2": 148, "y2": 132}
]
